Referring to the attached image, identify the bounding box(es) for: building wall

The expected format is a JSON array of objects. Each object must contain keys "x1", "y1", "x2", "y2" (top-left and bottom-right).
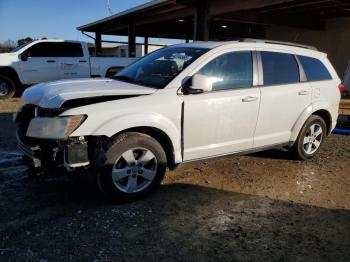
[{"x1": 266, "y1": 17, "x2": 350, "y2": 77}]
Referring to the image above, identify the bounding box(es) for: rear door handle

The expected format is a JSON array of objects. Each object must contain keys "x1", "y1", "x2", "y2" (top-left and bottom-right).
[
  {"x1": 242, "y1": 96, "x2": 258, "y2": 102},
  {"x1": 79, "y1": 60, "x2": 87, "y2": 63},
  {"x1": 46, "y1": 60, "x2": 56, "y2": 63},
  {"x1": 298, "y1": 90, "x2": 310, "y2": 95}
]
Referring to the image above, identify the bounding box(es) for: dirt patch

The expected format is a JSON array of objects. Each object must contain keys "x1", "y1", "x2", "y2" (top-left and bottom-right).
[{"x1": 0, "y1": 99, "x2": 349, "y2": 262}]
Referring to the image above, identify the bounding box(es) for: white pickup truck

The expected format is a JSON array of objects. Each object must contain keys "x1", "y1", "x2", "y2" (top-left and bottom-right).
[{"x1": 0, "y1": 39, "x2": 137, "y2": 98}]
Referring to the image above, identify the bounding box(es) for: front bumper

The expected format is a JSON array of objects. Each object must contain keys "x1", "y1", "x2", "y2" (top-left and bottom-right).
[
  {"x1": 17, "y1": 130, "x2": 90, "y2": 170},
  {"x1": 15, "y1": 104, "x2": 91, "y2": 171}
]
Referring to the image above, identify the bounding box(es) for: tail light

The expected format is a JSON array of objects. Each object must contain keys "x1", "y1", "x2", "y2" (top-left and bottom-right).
[{"x1": 338, "y1": 83, "x2": 345, "y2": 94}]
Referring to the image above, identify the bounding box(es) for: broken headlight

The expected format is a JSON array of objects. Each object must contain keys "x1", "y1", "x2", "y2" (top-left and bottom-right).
[{"x1": 26, "y1": 115, "x2": 87, "y2": 139}]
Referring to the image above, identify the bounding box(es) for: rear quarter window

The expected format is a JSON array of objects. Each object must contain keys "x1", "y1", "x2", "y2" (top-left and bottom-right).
[{"x1": 297, "y1": 55, "x2": 332, "y2": 81}]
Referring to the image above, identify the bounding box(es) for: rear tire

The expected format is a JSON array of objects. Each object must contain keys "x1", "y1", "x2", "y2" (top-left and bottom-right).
[
  {"x1": 96, "y1": 132, "x2": 167, "y2": 201},
  {"x1": 291, "y1": 115, "x2": 327, "y2": 160},
  {"x1": 0, "y1": 75, "x2": 16, "y2": 99}
]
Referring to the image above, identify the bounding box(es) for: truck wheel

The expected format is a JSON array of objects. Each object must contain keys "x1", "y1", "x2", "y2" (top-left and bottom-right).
[
  {"x1": 291, "y1": 115, "x2": 326, "y2": 160},
  {"x1": 97, "y1": 132, "x2": 167, "y2": 201},
  {"x1": 0, "y1": 75, "x2": 16, "y2": 99}
]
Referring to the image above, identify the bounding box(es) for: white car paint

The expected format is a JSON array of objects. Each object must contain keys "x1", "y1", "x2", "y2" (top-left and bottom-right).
[
  {"x1": 21, "y1": 41, "x2": 341, "y2": 166},
  {"x1": 22, "y1": 78, "x2": 157, "y2": 108},
  {"x1": 0, "y1": 39, "x2": 137, "y2": 86}
]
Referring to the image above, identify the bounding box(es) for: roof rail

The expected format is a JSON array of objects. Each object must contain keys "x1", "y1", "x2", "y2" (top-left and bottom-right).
[{"x1": 239, "y1": 38, "x2": 318, "y2": 51}]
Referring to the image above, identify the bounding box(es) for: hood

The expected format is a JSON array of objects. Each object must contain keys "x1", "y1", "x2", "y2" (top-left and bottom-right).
[
  {"x1": 22, "y1": 78, "x2": 157, "y2": 108},
  {"x1": 0, "y1": 53, "x2": 17, "y2": 66}
]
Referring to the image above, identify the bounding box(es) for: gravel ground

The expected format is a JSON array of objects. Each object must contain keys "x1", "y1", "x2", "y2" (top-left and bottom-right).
[{"x1": 0, "y1": 98, "x2": 349, "y2": 262}]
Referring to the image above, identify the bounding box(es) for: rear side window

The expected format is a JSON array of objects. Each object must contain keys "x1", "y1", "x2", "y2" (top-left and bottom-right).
[
  {"x1": 198, "y1": 51, "x2": 253, "y2": 91},
  {"x1": 261, "y1": 51, "x2": 300, "y2": 85},
  {"x1": 297, "y1": 55, "x2": 332, "y2": 81},
  {"x1": 55, "y1": 42, "x2": 84, "y2": 57}
]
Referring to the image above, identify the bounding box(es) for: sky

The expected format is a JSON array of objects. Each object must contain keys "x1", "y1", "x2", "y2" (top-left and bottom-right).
[{"x1": 0, "y1": 0, "x2": 181, "y2": 45}]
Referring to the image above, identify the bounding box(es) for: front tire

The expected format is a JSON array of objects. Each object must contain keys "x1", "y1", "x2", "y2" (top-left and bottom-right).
[
  {"x1": 97, "y1": 132, "x2": 167, "y2": 201},
  {"x1": 0, "y1": 75, "x2": 16, "y2": 99},
  {"x1": 291, "y1": 115, "x2": 327, "y2": 160}
]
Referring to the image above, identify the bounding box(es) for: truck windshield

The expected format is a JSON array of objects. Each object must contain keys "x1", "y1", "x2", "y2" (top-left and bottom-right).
[
  {"x1": 9, "y1": 41, "x2": 33, "y2": 53},
  {"x1": 114, "y1": 47, "x2": 209, "y2": 89}
]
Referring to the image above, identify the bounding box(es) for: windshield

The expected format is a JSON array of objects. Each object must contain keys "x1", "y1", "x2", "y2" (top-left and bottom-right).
[
  {"x1": 9, "y1": 41, "x2": 33, "y2": 53},
  {"x1": 114, "y1": 46, "x2": 209, "y2": 89}
]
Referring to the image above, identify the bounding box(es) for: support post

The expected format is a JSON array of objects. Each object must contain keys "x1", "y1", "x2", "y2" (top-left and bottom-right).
[
  {"x1": 95, "y1": 33, "x2": 102, "y2": 57},
  {"x1": 144, "y1": 36, "x2": 149, "y2": 55},
  {"x1": 128, "y1": 23, "x2": 136, "y2": 57},
  {"x1": 193, "y1": 0, "x2": 210, "y2": 41}
]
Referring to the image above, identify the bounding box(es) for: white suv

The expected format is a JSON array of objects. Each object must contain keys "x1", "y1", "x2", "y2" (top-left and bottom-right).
[{"x1": 16, "y1": 40, "x2": 341, "y2": 200}]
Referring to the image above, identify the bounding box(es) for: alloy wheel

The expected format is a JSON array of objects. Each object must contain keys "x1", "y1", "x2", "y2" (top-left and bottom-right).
[
  {"x1": 112, "y1": 147, "x2": 158, "y2": 193},
  {"x1": 303, "y1": 123, "x2": 323, "y2": 155}
]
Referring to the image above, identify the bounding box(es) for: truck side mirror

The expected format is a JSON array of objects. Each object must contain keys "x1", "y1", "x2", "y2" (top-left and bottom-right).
[
  {"x1": 183, "y1": 74, "x2": 213, "y2": 94},
  {"x1": 20, "y1": 52, "x2": 29, "y2": 61}
]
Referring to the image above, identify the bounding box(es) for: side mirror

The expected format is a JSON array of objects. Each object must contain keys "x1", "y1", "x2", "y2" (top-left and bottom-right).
[
  {"x1": 183, "y1": 74, "x2": 213, "y2": 94},
  {"x1": 20, "y1": 52, "x2": 29, "y2": 61}
]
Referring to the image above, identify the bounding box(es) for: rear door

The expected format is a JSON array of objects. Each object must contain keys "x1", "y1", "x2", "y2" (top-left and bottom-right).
[
  {"x1": 254, "y1": 50, "x2": 312, "y2": 148},
  {"x1": 18, "y1": 42, "x2": 60, "y2": 84},
  {"x1": 56, "y1": 42, "x2": 90, "y2": 79}
]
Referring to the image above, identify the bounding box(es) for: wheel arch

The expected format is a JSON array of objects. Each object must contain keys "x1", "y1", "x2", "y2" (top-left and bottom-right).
[
  {"x1": 0, "y1": 66, "x2": 21, "y2": 86},
  {"x1": 312, "y1": 109, "x2": 332, "y2": 135},
  {"x1": 112, "y1": 126, "x2": 177, "y2": 170},
  {"x1": 291, "y1": 103, "x2": 333, "y2": 142}
]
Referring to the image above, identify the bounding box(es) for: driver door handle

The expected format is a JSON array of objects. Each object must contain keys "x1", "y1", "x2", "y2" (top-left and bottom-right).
[
  {"x1": 242, "y1": 96, "x2": 258, "y2": 102},
  {"x1": 46, "y1": 60, "x2": 56, "y2": 63}
]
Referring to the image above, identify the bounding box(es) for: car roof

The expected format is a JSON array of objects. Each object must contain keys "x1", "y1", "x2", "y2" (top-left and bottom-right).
[{"x1": 172, "y1": 39, "x2": 326, "y2": 57}]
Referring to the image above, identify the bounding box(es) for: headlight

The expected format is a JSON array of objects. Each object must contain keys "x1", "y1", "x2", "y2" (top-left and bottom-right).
[{"x1": 26, "y1": 115, "x2": 86, "y2": 139}]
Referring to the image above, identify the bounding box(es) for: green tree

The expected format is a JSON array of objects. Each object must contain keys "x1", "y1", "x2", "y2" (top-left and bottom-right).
[{"x1": 17, "y1": 37, "x2": 33, "y2": 46}]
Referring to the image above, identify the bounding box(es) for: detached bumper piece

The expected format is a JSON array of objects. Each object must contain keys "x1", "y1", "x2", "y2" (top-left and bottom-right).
[{"x1": 16, "y1": 132, "x2": 41, "y2": 168}]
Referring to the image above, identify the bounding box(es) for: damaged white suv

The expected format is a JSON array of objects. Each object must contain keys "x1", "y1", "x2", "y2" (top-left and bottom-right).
[{"x1": 16, "y1": 40, "x2": 341, "y2": 200}]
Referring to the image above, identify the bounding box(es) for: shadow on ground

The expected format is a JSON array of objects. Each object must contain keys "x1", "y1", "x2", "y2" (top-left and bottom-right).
[{"x1": 0, "y1": 161, "x2": 349, "y2": 262}]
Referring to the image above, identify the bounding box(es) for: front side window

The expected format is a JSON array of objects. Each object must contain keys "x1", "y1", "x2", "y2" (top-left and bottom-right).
[
  {"x1": 25, "y1": 42, "x2": 84, "y2": 57},
  {"x1": 25, "y1": 42, "x2": 58, "y2": 57},
  {"x1": 114, "y1": 47, "x2": 209, "y2": 89},
  {"x1": 198, "y1": 51, "x2": 253, "y2": 91},
  {"x1": 297, "y1": 55, "x2": 332, "y2": 81},
  {"x1": 261, "y1": 51, "x2": 300, "y2": 85}
]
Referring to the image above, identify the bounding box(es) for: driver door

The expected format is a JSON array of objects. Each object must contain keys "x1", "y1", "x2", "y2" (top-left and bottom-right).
[
  {"x1": 18, "y1": 42, "x2": 59, "y2": 84},
  {"x1": 183, "y1": 50, "x2": 260, "y2": 161}
]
